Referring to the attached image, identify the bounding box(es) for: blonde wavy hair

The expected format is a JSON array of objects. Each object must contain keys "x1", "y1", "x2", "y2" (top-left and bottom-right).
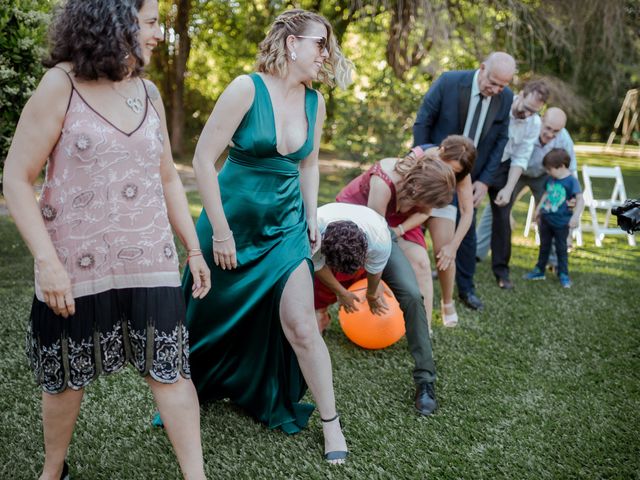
[
  {"x1": 256, "y1": 9, "x2": 354, "y2": 89},
  {"x1": 394, "y1": 149, "x2": 456, "y2": 209}
]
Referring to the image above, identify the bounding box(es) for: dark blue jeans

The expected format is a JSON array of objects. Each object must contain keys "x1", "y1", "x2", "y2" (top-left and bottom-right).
[
  {"x1": 535, "y1": 215, "x2": 569, "y2": 276},
  {"x1": 455, "y1": 206, "x2": 477, "y2": 296}
]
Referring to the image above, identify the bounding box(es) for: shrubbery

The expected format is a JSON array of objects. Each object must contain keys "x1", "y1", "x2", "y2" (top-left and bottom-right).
[{"x1": 0, "y1": 0, "x2": 50, "y2": 175}]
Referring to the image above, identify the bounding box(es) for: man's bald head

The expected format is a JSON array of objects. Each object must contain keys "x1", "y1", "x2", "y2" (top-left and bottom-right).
[
  {"x1": 540, "y1": 107, "x2": 567, "y2": 144},
  {"x1": 485, "y1": 52, "x2": 517, "y2": 76},
  {"x1": 544, "y1": 107, "x2": 567, "y2": 128},
  {"x1": 478, "y1": 52, "x2": 516, "y2": 97}
]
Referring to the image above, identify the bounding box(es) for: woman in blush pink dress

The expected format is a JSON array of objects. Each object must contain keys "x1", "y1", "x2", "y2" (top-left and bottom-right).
[{"x1": 3, "y1": 1, "x2": 209, "y2": 478}]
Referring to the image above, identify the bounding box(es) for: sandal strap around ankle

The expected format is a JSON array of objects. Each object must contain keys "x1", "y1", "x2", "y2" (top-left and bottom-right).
[
  {"x1": 441, "y1": 300, "x2": 458, "y2": 327},
  {"x1": 325, "y1": 450, "x2": 348, "y2": 462}
]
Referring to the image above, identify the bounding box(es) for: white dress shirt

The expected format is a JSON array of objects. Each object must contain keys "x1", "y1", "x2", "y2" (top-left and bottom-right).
[
  {"x1": 501, "y1": 96, "x2": 541, "y2": 170},
  {"x1": 463, "y1": 70, "x2": 491, "y2": 147}
]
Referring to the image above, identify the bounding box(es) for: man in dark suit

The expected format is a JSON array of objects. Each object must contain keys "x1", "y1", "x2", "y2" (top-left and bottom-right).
[{"x1": 413, "y1": 52, "x2": 515, "y2": 311}]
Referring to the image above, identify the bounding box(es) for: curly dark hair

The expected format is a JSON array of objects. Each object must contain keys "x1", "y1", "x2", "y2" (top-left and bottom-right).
[
  {"x1": 43, "y1": 0, "x2": 146, "y2": 81},
  {"x1": 321, "y1": 221, "x2": 368, "y2": 275}
]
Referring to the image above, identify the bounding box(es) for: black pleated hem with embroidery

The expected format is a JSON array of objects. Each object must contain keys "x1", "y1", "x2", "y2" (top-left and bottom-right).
[{"x1": 26, "y1": 287, "x2": 191, "y2": 394}]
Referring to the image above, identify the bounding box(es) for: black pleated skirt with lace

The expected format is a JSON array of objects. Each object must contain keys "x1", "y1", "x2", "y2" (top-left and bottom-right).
[{"x1": 27, "y1": 287, "x2": 191, "y2": 394}]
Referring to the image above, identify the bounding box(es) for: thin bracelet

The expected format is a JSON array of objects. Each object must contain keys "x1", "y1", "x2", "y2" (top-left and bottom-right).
[
  {"x1": 187, "y1": 247, "x2": 202, "y2": 254},
  {"x1": 185, "y1": 252, "x2": 203, "y2": 265},
  {"x1": 213, "y1": 230, "x2": 233, "y2": 242},
  {"x1": 398, "y1": 224, "x2": 405, "y2": 235}
]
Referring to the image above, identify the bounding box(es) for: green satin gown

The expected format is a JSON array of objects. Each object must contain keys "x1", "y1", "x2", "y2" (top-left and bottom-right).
[{"x1": 182, "y1": 73, "x2": 318, "y2": 434}]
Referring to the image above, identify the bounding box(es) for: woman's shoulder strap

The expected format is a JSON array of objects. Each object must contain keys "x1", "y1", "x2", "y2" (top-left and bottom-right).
[
  {"x1": 43, "y1": 65, "x2": 75, "y2": 115},
  {"x1": 249, "y1": 72, "x2": 265, "y2": 90},
  {"x1": 371, "y1": 162, "x2": 394, "y2": 188},
  {"x1": 49, "y1": 65, "x2": 74, "y2": 87}
]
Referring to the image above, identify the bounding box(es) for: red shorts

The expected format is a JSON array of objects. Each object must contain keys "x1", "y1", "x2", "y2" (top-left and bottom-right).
[
  {"x1": 314, "y1": 268, "x2": 367, "y2": 310},
  {"x1": 401, "y1": 225, "x2": 427, "y2": 249}
]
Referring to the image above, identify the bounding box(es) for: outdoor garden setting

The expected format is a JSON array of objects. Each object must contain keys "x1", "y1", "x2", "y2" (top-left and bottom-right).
[
  {"x1": 1, "y1": 148, "x2": 639, "y2": 478},
  {"x1": 1, "y1": 0, "x2": 639, "y2": 479}
]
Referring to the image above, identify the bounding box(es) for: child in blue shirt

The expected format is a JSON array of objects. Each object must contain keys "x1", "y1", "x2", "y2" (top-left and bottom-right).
[{"x1": 524, "y1": 148, "x2": 584, "y2": 287}]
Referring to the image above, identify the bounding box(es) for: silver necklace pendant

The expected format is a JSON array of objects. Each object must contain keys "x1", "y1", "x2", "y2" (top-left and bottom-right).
[{"x1": 126, "y1": 97, "x2": 143, "y2": 114}]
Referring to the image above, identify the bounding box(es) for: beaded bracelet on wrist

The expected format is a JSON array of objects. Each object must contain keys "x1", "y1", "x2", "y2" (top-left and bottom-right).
[{"x1": 212, "y1": 230, "x2": 233, "y2": 243}]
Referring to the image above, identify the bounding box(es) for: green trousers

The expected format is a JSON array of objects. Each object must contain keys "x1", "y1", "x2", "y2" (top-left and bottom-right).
[{"x1": 381, "y1": 230, "x2": 436, "y2": 385}]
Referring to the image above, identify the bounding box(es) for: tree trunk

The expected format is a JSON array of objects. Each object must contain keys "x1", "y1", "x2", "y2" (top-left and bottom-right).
[
  {"x1": 323, "y1": 0, "x2": 355, "y2": 141},
  {"x1": 170, "y1": 0, "x2": 192, "y2": 157},
  {"x1": 386, "y1": 0, "x2": 431, "y2": 79}
]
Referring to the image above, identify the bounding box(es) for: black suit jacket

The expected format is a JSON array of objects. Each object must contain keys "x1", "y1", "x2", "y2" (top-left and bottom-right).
[{"x1": 413, "y1": 70, "x2": 513, "y2": 185}]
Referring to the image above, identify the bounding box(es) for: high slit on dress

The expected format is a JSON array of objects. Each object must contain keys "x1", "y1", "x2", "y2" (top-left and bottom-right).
[{"x1": 182, "y1": 73, "x2": 319, "y2": 433}]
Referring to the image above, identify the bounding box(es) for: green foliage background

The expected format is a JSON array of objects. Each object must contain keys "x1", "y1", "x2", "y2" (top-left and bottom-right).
[
  {"x1": 0, "y1": 0, "x2": 49, "y2": 170},
  {"x1": 1, "y1": 0, "x2": 639, "y2": 168},
  {"x1": 148, "y1": 0, "x2": 640, "y2": 160}
]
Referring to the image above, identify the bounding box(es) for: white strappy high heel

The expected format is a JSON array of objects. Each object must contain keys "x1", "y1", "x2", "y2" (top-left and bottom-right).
[{"x1": 441, "y1": 300, "x2": 458, "y2": 327}]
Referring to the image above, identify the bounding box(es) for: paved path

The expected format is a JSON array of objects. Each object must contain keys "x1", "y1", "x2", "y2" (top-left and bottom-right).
[
  {"x1": 0, "y1": 157, "x2": 363, "y2": 215},
  {"x1": 574, "y1": 144, "x2": 639, "y2": 157},
  {"x1": 2, "y1": 145, "x2": 636, "y2": 217},
  {"x1": 175, "y1": 157, "x2": 363, "y2": 192}
]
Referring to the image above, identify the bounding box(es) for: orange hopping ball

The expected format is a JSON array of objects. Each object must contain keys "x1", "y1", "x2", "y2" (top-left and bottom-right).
[{"x1": 338, "y1": 279, "x2": 405, "y2": 350}]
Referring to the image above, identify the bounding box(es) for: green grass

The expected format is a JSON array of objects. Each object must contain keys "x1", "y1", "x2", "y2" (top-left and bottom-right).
[{"x1": 1, "y1": 147, "x2": 639, "y2": 479}]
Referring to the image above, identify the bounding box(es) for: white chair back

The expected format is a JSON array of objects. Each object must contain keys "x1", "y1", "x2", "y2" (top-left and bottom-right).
[{"x1": 581, "y1": 165, "x2": 635, "y2": 246}]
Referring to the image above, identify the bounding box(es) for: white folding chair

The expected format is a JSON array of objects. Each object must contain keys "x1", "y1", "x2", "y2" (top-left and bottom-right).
[
  {"x1": 523, "y1": 193, "x2": 540, "y2": 244},
  {"x1": 581, "y1": 165, "x2": 636, "y2": 247}
]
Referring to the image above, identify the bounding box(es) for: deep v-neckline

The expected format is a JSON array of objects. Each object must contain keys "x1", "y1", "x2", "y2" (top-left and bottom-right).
[
  {"x1": 71, "y1": 80, "x2": 149, "y2": 137},
  {"x1": 254, "y1": 74, "x2": 310, "y2": 158}
]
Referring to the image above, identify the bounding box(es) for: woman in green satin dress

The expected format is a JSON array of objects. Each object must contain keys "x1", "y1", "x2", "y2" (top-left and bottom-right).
[{"x1": 184, "y1": 10, "x2": 352, "y2": 463}]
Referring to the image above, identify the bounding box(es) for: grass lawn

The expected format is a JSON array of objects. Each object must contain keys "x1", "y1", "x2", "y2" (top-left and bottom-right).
[{"x1": 0, "y1": 147, "x2": 639, "y2": 479}]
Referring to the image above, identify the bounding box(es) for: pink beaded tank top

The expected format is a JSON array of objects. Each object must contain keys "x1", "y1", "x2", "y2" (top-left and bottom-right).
[{"x1": 35, "y1": 69, "x2": 181, "y2": 300}]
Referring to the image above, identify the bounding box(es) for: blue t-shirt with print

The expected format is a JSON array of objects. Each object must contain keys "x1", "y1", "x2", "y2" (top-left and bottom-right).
[{"x1": 540, "y1": 175, "x2": 582, "y2": 228}]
